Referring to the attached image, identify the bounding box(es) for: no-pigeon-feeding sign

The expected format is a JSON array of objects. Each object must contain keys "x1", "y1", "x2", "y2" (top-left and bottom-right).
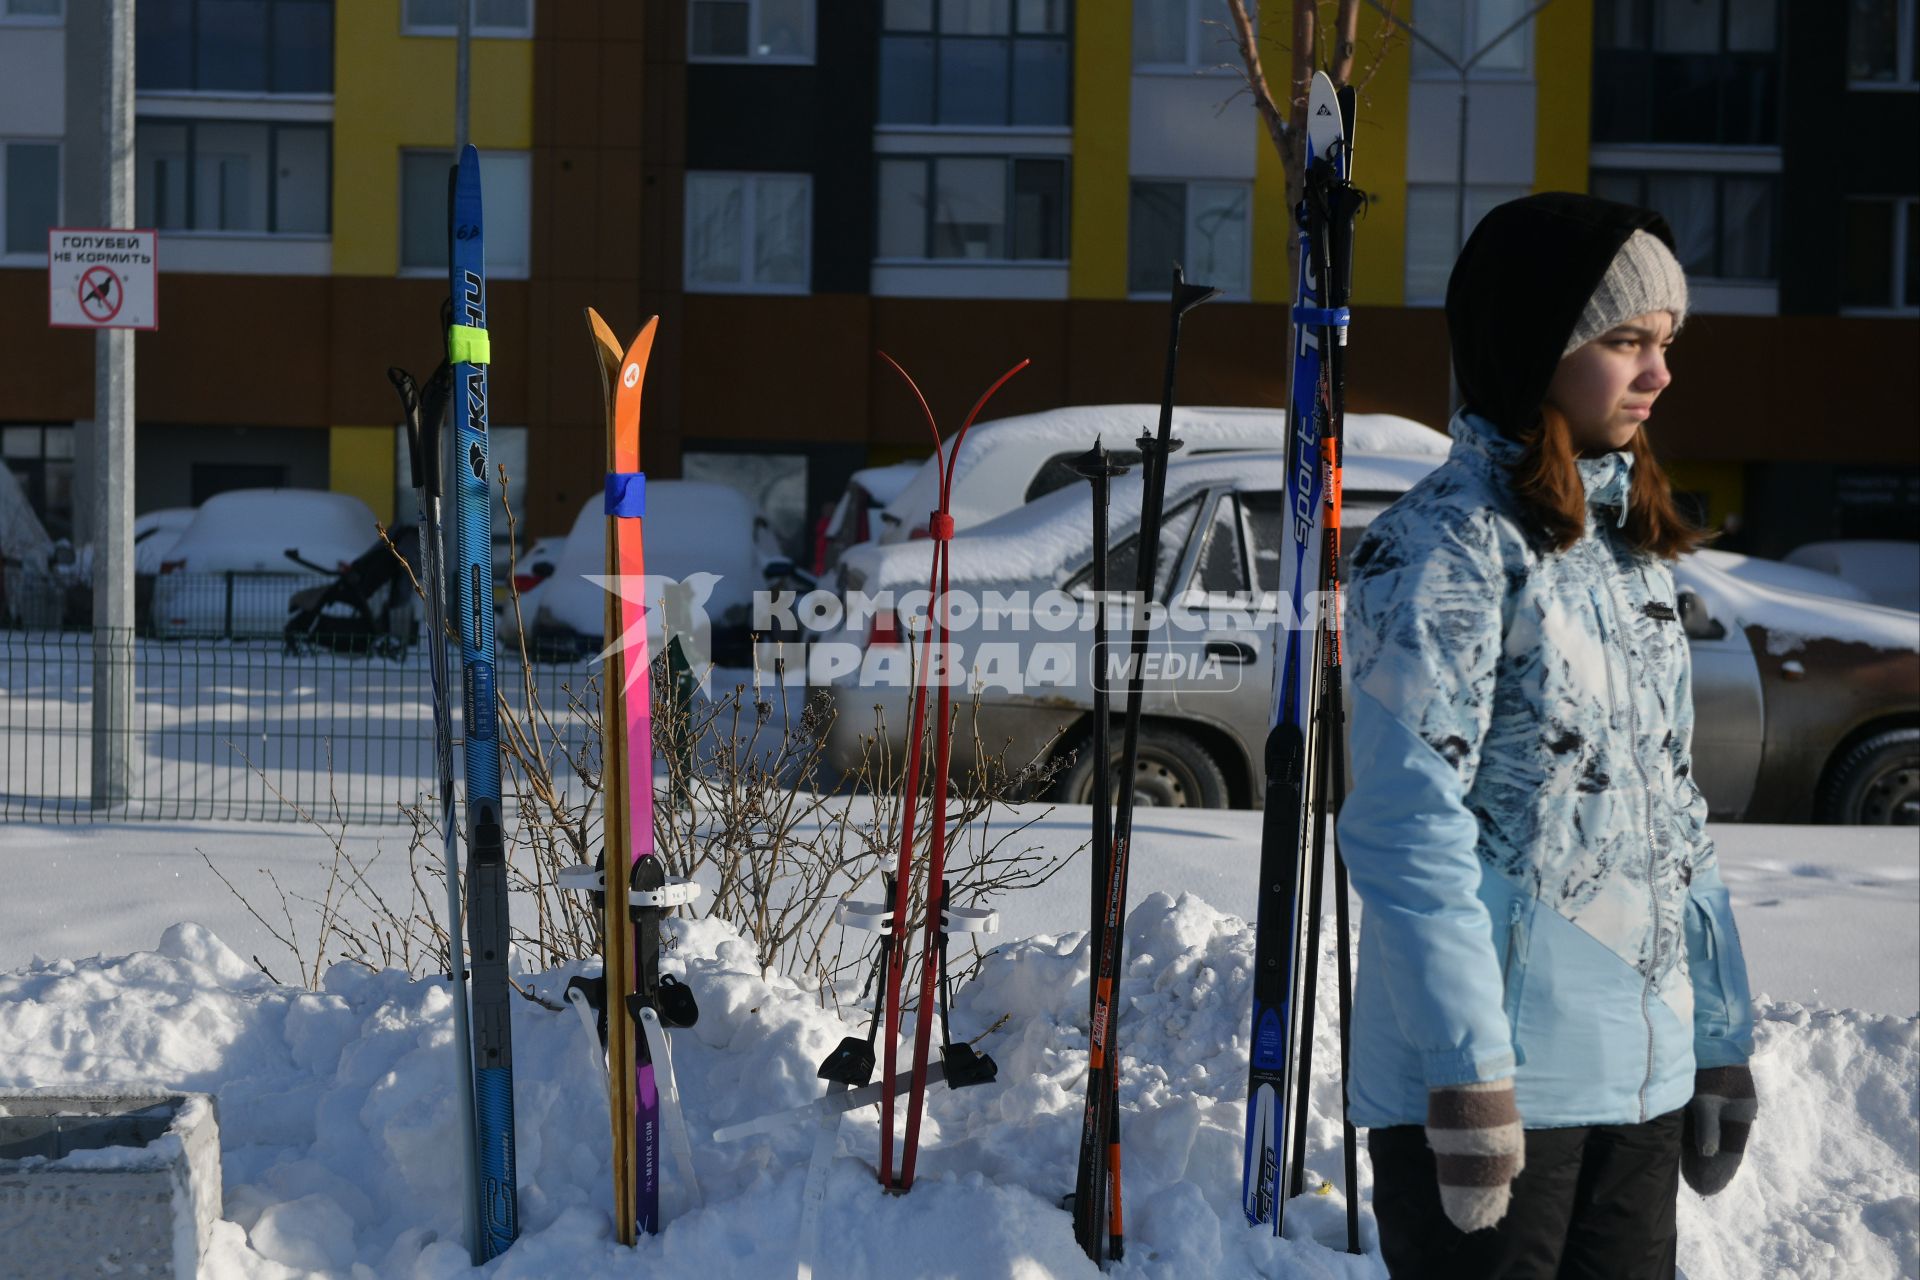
[{"x1": 48, "y1": 228, "x2": 158, "y2": 330}]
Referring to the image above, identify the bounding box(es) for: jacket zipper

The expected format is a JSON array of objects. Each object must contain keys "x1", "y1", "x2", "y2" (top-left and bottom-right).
[{"x1": 1593, "y1": 531, "x2": 1662, "y2": 1123}]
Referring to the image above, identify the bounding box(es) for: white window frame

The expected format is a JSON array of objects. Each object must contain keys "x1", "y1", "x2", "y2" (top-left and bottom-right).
[
  {"x1": 1842, "y1": 195, "x2": 1920, "y2": 315},
  {"x1": 1407, "y1": 0, "x2": 1536, "y2": 82},
  {"x1": 1847, "y1": 0, "x2": 1919, "y2": 90},
  {"x1": 1132, "y1": 0, "x2": 1247, "y2": 74},
  {"x1": 1127, "y1": 177, "x2": 1252, "y2": 300},
  {"x1": 396, "y1": 147, "x2": 532, "y2": 278},
  {"x1": 682, "y1": 171, "x2": 813, "y2": 294},
  {"x1": 873, "y1": 153, "x2": 1070, "y2": 264},
  {"x1": 0, "y1": 0, "x2": 63, "y2": 26},
  {"x1": 401, "y1": 0, "x2": 535, "y2": 39},
  {"x1": 0, "y1": 139, "x2": 61, "y2": 265},
  {"x1": 1403, "y1": 181, "x2": 1531, "y2": 304},
  {"x1": 687, "y1": 0, "x2": 816, "y2": 65},
  {"x1": 135, "y1": 119, "x2": 331, "y2": 238}
]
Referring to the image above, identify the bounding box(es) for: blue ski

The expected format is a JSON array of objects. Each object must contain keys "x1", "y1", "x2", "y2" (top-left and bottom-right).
[
  {"x1": 1244, "y1": 70, "x2": 1354, "y2": 1237},
  {"x1": 449, "y1": 143, "x2": 519, "y2": 1259}
]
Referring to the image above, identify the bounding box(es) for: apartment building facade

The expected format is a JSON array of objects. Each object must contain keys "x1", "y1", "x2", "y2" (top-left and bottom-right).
[{"x1": 2, "y1": 0, "x2": 1914, "y2": 557}]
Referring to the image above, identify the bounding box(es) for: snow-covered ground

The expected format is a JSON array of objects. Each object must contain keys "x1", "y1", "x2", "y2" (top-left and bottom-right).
[{"x1": 0, "y1": 809, "x2": 1914, "y2": 1278}]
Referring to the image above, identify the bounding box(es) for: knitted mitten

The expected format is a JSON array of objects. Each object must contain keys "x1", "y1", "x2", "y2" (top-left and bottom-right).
[
  {"x1": 1681, "y1": 1064, "x2": 1757, "y2": 1196},
  {"x1": 1426, "y1": 1079, "x2": 1526, "y2": 1233}
]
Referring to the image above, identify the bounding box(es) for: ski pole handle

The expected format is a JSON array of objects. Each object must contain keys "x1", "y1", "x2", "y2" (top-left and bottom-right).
[{"x1": 389, "y1": 367, "x2": 424, "y2": 491}]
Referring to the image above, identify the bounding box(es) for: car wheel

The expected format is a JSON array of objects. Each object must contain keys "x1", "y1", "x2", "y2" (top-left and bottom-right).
[
  {"x1": 1818, "y1": 727, "x2": 1920, "y2": 825},
  {"x1": 1054, "y1": 723, "x2": 1230, "y2": 809}
]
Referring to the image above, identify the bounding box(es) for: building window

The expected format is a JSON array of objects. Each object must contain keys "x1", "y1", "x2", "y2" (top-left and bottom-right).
[
  {"x1": 136, "y1": 0, "x2": 333, "y2": 94},
  {"x1": 684, "y1": 172, "x2": 811, "y2": 293},
  {"x1": 1593, "y1": 0, "x2": 1779, "y2": 145},
  {"x1": 398, "y1": 149, "x2": 530, "y2": 276},
  {"x1": 2, "y1": 425, "x2": 76, "y2": 541},
  {"x1": 2, "y1": 141, "x2": 59, "y2": 259},
  {"x1": 1129, "y1": 180, "x2": 1249, "y2": 297},
  {"x1": 135, "y1": 120, "x2": 329, "y2": 234},
  {"x1": 402, "y1": 0, "x2": 533, "y2": 38},
  {"x1": 1, "y1": 0, "x2": 63, "y2": 22},
  {"x1": 1843, "y1": 197, "x2": 1920, "y2": 311},
  {"x1": 879, "y1": 0, "x2": 1070, "y2": 126},
  {"x1": 1589, "y1": 169, "x2": 1777, "y2": 283},
  {"x1": 1407, "y1": 0, "x2": 1532, "y2": 76},
  {"x1": 877, "y1": 155, "x2": 1067, "y2": 260},
  {"x1": 690, "y1": 0, "x2": 814, "y2": 63},
  {"x1": 1849, "y1": 0, "x2": 1920, "y2": 86},
  {"x1": 1403, "y1": 183, "x2": 1530, "y2": 302},
  {"x1": 1132, "y1": 0, "x2": 1242, "y2": 70}
]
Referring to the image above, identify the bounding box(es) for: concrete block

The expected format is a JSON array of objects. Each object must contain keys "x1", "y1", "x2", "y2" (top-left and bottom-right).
[{"x1": 0, "y1": 1089, "x2": 222, "y2": 1279}]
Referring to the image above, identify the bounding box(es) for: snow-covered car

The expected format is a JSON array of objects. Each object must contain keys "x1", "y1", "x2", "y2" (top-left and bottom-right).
[
  {"x1": 864, "y1": 405, "x2": 1446, "y2": 552},
  {"x1": 149, "y1": 490, "x2": 379, "y2": 640},
  {"x1": 817, "y1": 461, "x2": 920, "y2": 573},
  {"x1": 822, "y1": 451, "x2": 1920, "y2": 823},
  {"x1": 1692, "y1": 547, "x2": 1870, "y2": 604},
  {"x1": 529, "y1": 480, "x2": 806, "y2": 664},
  {"x1": 131, "y1": 508, "x2": 196, "y2": 577},
  {"x1": 1784, "y1": 540, "x2": 1920, "y2": 613}
]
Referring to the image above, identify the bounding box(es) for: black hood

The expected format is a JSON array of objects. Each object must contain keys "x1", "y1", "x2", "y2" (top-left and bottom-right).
[{"x1": 1445, "y1": 192, "x2": 1676, "y2": 438}]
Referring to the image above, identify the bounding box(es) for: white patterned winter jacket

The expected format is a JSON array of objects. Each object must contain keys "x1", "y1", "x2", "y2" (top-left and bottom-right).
[{"x1": 1336, "y1": 411, "x2": 1754, "y2": 1130}]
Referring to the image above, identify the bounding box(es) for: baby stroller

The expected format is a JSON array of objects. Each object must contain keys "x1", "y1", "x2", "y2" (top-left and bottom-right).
[{"x1": 283, "y1": 525, "x2": 422, "y2": 658}]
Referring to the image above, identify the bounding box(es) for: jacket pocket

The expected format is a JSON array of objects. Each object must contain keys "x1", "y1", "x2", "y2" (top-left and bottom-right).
[{"x1": 1501, "y1": 896, "x2": 1533, "y2": 1066}]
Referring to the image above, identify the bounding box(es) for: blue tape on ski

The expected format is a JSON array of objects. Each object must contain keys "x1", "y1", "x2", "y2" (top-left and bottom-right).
[
  {"x1": 1292, "y1": 306, "x2": 1350, "y2": 326},
  {"x1": 605, "y1": 472, "x2": 645, "y2": 517}
]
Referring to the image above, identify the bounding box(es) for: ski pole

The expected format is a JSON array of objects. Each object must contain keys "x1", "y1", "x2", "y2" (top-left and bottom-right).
[
  {"x1": 1067, "y1": 439, "x2": 1129, "y2": 1256},
  {"x1": 1074, "y1": 264, "x2": 1219, "y2": 1267},
  {"x1": 884, "y1": 353, "x2": 1029, "y2": 1193},
  {"x1": 391, "y1": 362, "x2": 481, "y2": 1263}
]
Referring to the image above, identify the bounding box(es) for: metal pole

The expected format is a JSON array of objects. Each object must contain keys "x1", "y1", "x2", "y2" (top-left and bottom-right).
[
  {"x1": 456, "y1": 0, "x2": 471, "y2": 152},
  {"x1": 90, "y1": 0, "x2": 134, "y2": 810},
  {"x1": 1455, "y1": 70, "x2": 1469, "y2": 252},
  {"x1": 1363, "y1": 0, "x2": 1554, "y2": 254}
]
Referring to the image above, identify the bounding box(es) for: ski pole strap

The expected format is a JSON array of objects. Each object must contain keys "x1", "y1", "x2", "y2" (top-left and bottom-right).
[
  {"x1": 604, "y1": 472, "x2": 646, "y2": 518},
  {"x1": 447, "y1": 323, "x2": 491, "y2": 366},
  {"x1": 1292, "y1": 306, "x2": 1350, "y2": 327},
  {"x1": 928, "y1": 512, "x2": 955, "y2": 541}
]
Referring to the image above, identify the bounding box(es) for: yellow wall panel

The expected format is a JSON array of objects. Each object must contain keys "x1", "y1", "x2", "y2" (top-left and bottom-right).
[
  {"x1": 1070, "y1": 0, "x2": 1130, "y2": 299},
  {"x1": 330, "y1": 425, "x2": 396, "y2": 524},
  {"x1": 1349, "y1": 10, "x2": 1410, "y2": 307},
  {"x1": 1249, "y1": 6, "x2": 1410, "y2": 307},
  {"x1": 1533, "y1": 0, "x2": 1593, "y2": 195},
  {"x1": 332, "y1": 3, "x2": 536, "y2": 277},
  {"x1": 1664, "y1": 460, "x2": 1745, "y2": 533}
]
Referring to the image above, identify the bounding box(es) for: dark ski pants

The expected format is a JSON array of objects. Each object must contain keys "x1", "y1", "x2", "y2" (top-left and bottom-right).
[{"x1": 1369, "y1": 1109, "x2": 1684, "y2": 1280}]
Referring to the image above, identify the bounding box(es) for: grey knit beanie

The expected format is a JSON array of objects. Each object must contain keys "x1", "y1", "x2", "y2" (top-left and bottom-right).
[{"x1": 1561, "y1": 229, "x2": 1689, "y2": 355}]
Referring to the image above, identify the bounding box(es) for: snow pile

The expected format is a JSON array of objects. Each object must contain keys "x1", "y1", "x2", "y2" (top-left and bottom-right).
[{"x1": 0, "y1": 895, "x2": 1912, "y2": 1278}]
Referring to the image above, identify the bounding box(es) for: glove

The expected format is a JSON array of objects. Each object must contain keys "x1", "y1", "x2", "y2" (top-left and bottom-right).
[
  {"x1": 1427, "y1": 1079, "x2": 1525, "y2": 1232},
  {"x1": 1682, "y1": 1064, "x2": 1756, "y2": 1196}
]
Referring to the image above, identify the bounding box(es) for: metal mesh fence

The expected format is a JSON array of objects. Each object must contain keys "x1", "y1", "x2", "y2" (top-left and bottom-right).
[{"x1": 0, "y1": 627, "x2": 595, "y2": 825}]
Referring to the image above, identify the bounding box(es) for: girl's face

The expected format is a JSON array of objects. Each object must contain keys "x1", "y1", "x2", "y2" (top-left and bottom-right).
[{"x1": 1545, "y1": 310, "x2": 1676, "y2": 454}]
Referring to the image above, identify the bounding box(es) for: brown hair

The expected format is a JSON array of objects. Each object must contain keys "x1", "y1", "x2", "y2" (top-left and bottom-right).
[{"x1": 1511, "y1": 406, "x2": 1707, "y2": 558}]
